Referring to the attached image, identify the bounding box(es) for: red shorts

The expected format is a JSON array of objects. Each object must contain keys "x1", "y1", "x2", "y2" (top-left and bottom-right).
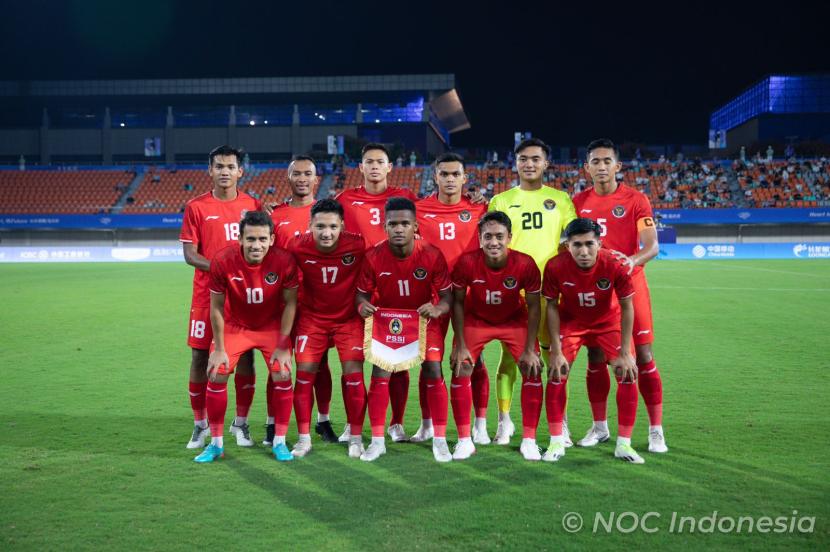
[
  {"x1": 210, "y1": 323, "x2": 293, "y2": 376},
  {"x1": 561, "y1": 330, "x2": 622, "y2": 364},
  {"x1": 463, "y1": 322, "x2": 534, "y2": 362},
  {"x1": 294, "y1": 314, "x2": 364, "y2": 364},
  {"x1": 424, "y1": 319, "x2": 445, "y2": 362},
  {"x1": 187, "y1": 305, "x2": 213, "y2": 349},
  {"x1": 631, "y1": 271, "x2": 654, "y2": 346}
]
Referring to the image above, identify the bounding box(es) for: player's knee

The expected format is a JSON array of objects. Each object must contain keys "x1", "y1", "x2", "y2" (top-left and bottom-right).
[
  {"x1": 422, "y1": 362, "x2": 443, "y2": 379},
  {"x1": 236, "y1": 351, "x2": 255, "y2": 374},
  {"x1": 635, "y1": 345, "x2": 653, "y2": 365},
  {"x1": 297, "y1": 362, "x2": 319, "y2": 374},
  {"x1": 371, "y1": 365, "x2": 391, "y2": 379},
  {"x1": 208, "y1": 371, "x2": 229, "y2": 384},
  {"x1": 342, "y1": 361, "x2": 363, "y2": 375}
]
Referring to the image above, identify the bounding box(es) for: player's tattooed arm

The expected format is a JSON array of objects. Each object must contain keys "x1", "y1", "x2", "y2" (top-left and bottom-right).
[
  {"x1": 545, "y1": 300, "x2": 569, "y2": 383},
  {"x1": 356, "y1": 291, "x2": 377, "y2": 318},
  {"x1": 207, "y1": 291, "x2": 229, "y2": 380},
  {"x1": 417, "y1": 288, "x2": 452, "y2": 319},
  {"x1": 183, "y1": 243, "x2": 211, "y2": 272},
  {"x1": 610, "y1": 296, "x2": 637, "y2": 383},
  {"x1": 450, "y1": 287, "x2": 473, "y2": 376}
]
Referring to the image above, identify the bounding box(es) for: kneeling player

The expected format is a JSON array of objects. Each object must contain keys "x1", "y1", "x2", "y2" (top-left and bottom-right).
[
  {"x1": 196, "y1": 211, "x2": 299, "y2": 463},
  {"x1": 289, "y1": 199, "x2": 368, "y2": 459},
  {"x1": 542, "y1": 218, "x2": 643, "y2": 464},
  {"x1": 356, "y1": 197, "x2": 454, "y2": 463},
  {"x1": 452, "y1": 211, "x2": 543, "y2": 461}
]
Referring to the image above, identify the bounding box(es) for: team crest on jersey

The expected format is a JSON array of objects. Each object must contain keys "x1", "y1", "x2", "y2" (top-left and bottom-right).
[
  {"x1": 612, "y1": 205, "x2": 626, "y2": 218},
  {"x1": 413, "y1": 268, "x2": 428, "y2": 280},
  {"x1": 265, "y1": 272, "x2": 279, "y2": 285},
  {"x1": 543, "y1": 199, "x2": 557, "y2": 210},
  {"x1": 503, "y1": 276, "x2": 517, "y2": 289},
  {"x1": 458, "y1": 210, "x2": 472, "y2": 222},
  {"x1": 389, "y1": 318, "x2": 403, "y2": 335},
  {"x1": 596, "y1": 278, "x2": 611, "y2": 290},
  {"x1": 342, "y1": 254, "x2": 355, "y2": 266}
]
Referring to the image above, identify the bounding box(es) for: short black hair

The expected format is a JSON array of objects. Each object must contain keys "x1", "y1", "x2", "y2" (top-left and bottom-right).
[
  {"x1": 209, "y1": 145, "x2": 244, "y2": 167},
  {"x1": 564, "y1": 217, "x2": 602, "y2": 239},
  {"x1": 310, "y1": 198, "x2": 344, "y2": 219},
  {"x1": 361, "y1": 142, "x2": 390, "y2": 160},
  {"x1": 478, "y1": 211, "x2": 512, "y2": 234},
  {"x1": 434, "y1": 152, "x2": 466, "y2": 170},
  {"x1": 289, "y1": 154, "x2": 317, "y2": 171},
  {"x1": 586, "y1": 138, "x2": 620, "y2": 161},
  {"x1": 384, "y1": 196, "x2": 416, "y2": 216},
  {"x1": 239, "y1": 210, "x2": 274, "y2": 235},
  {"x1": 514, "y1": 138, "x2": 551, "y2": 159}
]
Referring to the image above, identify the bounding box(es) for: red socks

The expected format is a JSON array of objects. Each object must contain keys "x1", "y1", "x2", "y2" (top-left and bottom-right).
[
  {"x1": 293, "y1": 370, "x2": 316, "y2": 434},
  {"x1": 425, "y1": 377, "x2": 448, "y2": 438},
  {"x1": 233, "y1": 373, "x2": 256, "y2": 419},
  {"x1": 389, "y1": 371, "x2": 409, "y2": 426},
  {"x1": 368, "y1": 377, "x2": 390, "y2": 437},
  {"x1": 545, "y1": 377, "x2": 568, "y2": 436},
  {"x1": 520, "y1": 375, "x2": 543, "y2": 439},
  {"x1": 471, "y1": 357, "x2": 489, "y2": 418},
  {"x1": 450, "y1": 375, "x2": 472, "y2": 438},
  {"x1": 637, "y1": 359, "x2": 663, "y2": 426},
  {"x1": 270, "y1": 378, "x2": 293, "y2": 437},
  {"x1": 205, "y1": 382, "x2": 228, "y2": 438},
  {"x1": 315, "y1": 353, "x2": 332, "y2": 417},
  {"x1": 189, "y1": 380, "x2": 207, "y2": 422},
  {"x1": 616, "y1": 375, "x2": 638, "y2": 438},
  {"x1": 586, "y1": 362, "x2": 610, "y2": 422},
  {"x1": 343, "y1": 372, "x2": 367, "y2": 435},
  {"x1": 418, "y1": 372, "x2": 431, "y2": 420}
]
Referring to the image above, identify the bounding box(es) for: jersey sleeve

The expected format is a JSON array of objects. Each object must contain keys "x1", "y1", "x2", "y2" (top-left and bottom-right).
[
  {"x1": 208, "y1": 254, "x2": 227, "y2": 294},
  {"x1": 633, "y1": 193, "x2": 655, "y2": 233},
  {"x1": 487, "y1": 194, "x2": 502, "y2": 213},
  {"x1": 451, "y1": 255, "x2": 471, "y2": 288},
  {"x1": 431, "y1": 250, "x2": 452, "y2": 292},
  {"x1": 559, "y1": 194, "x2": 577, "y2": 230},
  {"x1": 523, "y1": 256, "x2": 542, "y2": 294},
  {"x1": 281, "y1": 252, "x2": 300, "y2": 289},
  {"x1": 614, "y1": 264, "x2": 635, "y2": 300},
  {"x1": 541, "y1": 259, "x2": 560, "y2": 300},
  {"x1": 355, "y1": 254, "x2": 376, "y2": 294},
  {"x1": 179, "y1": 203, "x2": 199, "y2": 244}
]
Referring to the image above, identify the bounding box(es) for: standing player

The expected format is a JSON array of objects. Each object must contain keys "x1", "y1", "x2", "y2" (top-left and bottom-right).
[
  {"x1": 289, "y1": 199, "x2": 368, "y2": 459},
  {"x1": 195, "y1": 211, "x2": 299, "y2": 463},
  {"x1": 336, "y1": 143, "x2": 419, "y2": 443},
  {"x1": 573, "y1": 139, "x2": 667, "y2": 453},
  {"x1": 180, "y1": 145, "x2": 260, "y2": 450},
  {"x1": 452, "y1": 212, "x2": 543, "y2": 460},
  {"x1": 270, "y1": 155, "x2": 338, "y2": 444},
  {"x1": 413, "y1": 152, "x2": 489, "y2": 444},
  {"x1": 355, "y1": 197, "x2": 453, "y2": 462},
  {"x1": 487, "y1": 138, "x2": 576, "y2": 445},
  {"x1": 542, "y1": 218, "x2": 643, "y2": 464}
]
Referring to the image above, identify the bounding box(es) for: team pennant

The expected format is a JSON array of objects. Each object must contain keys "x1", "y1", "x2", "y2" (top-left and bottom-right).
[{"x1": 363, "y1": 308, "x2": 426, "y2": 372}]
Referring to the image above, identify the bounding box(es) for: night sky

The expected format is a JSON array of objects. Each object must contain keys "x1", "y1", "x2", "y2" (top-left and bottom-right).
[{"x1": 3, "y1": 1, "x2": 828, "y2": 147}]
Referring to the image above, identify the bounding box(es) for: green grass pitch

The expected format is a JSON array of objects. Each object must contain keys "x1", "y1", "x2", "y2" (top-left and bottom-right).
[{"x1": 1, "y1": 260, "x2": 828, "y2": 550}]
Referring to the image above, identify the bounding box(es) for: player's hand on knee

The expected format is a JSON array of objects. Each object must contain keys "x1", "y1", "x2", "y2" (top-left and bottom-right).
[
  {"x1": 207, "y1": 350, "x2": 229, "y2": 380},
  {"x1": 611, "y1": 353, "x2": 638, "y2": 383},
  {"x1": 547, "y1": 353, "x2": 569, "y2": 383},
  {"x1": 520, "y1": 351, "x2": 542, "y2": 379},
  {"x1": 454, "y1": 346, "x2": 474, "y2": 377}
]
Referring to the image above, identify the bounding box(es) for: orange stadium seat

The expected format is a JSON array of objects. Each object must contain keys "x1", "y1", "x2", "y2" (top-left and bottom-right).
[{"x1": 0, "y1": 170, "x2": 131, "y2": 213}]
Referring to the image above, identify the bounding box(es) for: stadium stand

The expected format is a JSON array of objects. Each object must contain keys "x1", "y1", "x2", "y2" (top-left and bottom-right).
[
  {"x1": 0, "y1": 170, "x2": 134, "y2": 213},
  {"x1": 2, "y1": 159, "x2": 829, "y2": 214}
]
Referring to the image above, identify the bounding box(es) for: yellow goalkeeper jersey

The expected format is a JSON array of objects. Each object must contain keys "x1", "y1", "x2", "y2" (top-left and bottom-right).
[{"x1": 488, "y1": 184, "x2": 576, "y2": 274}]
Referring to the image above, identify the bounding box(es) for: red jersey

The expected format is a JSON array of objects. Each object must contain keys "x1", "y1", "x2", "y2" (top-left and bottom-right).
[
  {"x1": 270, "y1": 201, "x2": 312, "y2": 249},
  {"x1": 289, "y1": 232, "x2": 366, "y2": 323},
  {"x1": 417, "y1": 195, "x2": 487, "y2": 270},
  {"x1": 356, "y1": 240, "x2": 451, "y2": 310},
  {"x1": 209, "y1": 244, "x2": 299, "y2": 330},
  {"x1": 179, "y1": 191, "x2": 261, "y2": 307},
  {"x1": 572, "y1": 184, "x2": 654, "y2": 276},
  {"x1": 452, "y1": 249, "x2": 541, "y2": 326},
  {"x1": 336, "y1": 185, "x2": 418, "y2": 248},
  {"x1": 542, "y1": 249, "x2": 635, "y2": 334}
]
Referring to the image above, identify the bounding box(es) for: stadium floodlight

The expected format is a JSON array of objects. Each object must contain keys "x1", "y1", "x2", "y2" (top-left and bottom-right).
[{"x1": 249, "y1": 120, "x2": 255, "y2": 126}]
